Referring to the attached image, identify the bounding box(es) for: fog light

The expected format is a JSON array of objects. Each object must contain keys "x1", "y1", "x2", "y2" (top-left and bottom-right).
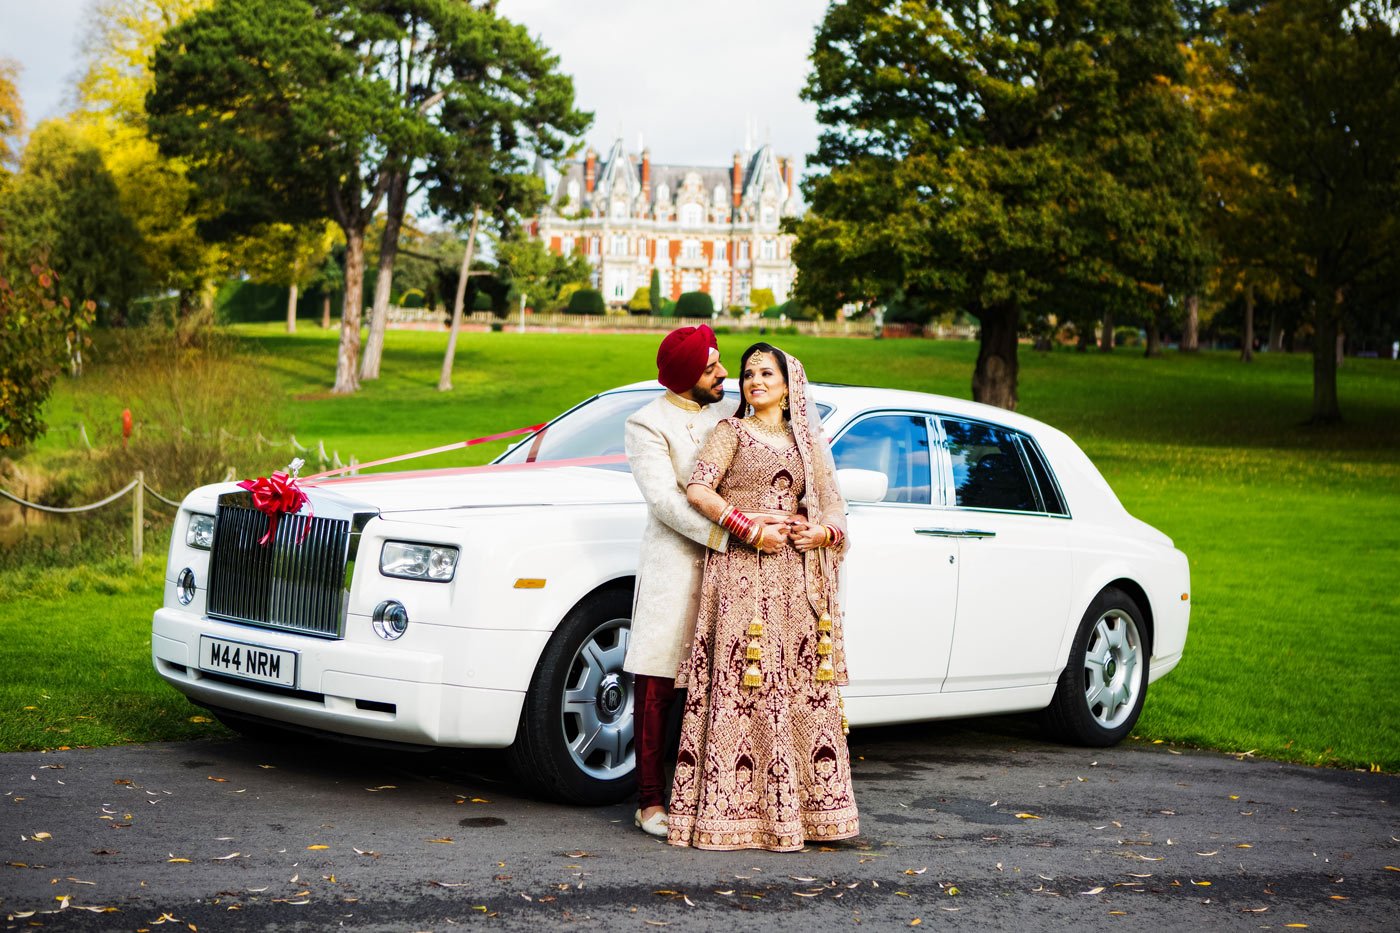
[
  {"x1": 372, "y1": 600, "x2": 409, "y2": 640},
  {"x1": 176, "y1": 567, "x2": 196, "y2": 606},
  {"x1": 186, "y1": 513, "x2": 215, "y2": 549}
]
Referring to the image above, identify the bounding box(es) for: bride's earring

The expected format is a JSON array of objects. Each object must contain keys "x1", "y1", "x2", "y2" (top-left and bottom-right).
[{"x1": 780, "y1": 394, "x2": 789, "y2": 412}]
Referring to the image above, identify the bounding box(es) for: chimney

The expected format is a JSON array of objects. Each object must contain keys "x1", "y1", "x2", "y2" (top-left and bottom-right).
[
  {"x1": 641, "y1": 148, "x2": 651, "y2": 192},
  {"x1": 584, "y1": 147, "x2": 598, "y2": 194},
  {"x1": 732, "y1": 151, "x2": 743, "y2": 208}
]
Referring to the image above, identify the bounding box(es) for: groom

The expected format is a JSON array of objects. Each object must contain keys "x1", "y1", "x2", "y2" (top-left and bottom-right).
[{"x1": 623, "y1": 325, "x2": 782, "y2": 836}]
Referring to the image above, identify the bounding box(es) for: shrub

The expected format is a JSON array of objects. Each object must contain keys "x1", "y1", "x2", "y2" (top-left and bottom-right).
[
  {"x1": 565, "y1": 288, "x2": 606, "y2": 315},
  {"x1": 658, "y1": 299, "x2": 676, "y2": 318},
  {"x1": 627, "y1": 286, "x2": 651, "y2": 313},
  {"x1": 675, "y1": 291, "x2": 714, "y2": 317}
]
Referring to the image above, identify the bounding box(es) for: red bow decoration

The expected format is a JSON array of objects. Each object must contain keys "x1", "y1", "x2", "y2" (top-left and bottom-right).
[{"x1": 237, "y1": 469, "x2": 311, "y2": 546}]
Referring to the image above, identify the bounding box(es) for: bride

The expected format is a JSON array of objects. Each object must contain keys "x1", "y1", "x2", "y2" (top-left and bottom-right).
[{"x1": 666, "y1": 342, "x2": 858, "y2": 852}]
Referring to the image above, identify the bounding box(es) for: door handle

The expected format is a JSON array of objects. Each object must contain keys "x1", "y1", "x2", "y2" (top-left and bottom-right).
[{"x1": 915, "y1": 528, "x2": 997, "y2": 538}]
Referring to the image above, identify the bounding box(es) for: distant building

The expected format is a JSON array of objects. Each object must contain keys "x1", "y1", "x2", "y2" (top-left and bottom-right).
[{"x1": 527, "y1": 139, "x2": 800, "y2": 309}]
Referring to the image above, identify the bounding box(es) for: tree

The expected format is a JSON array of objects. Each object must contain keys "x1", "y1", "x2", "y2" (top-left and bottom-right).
[
  {"x1": 649, "y1": 268, "x2": 662, "y2": 314},
  {"x1": 0, "y1": 250, "x2": 97, "y2": 447},
  {"x1": 1226, "y1": 0, "x2": 1400, "y2": 421},
  {"x1": 749, "y1": 288, "x2": 777, "y2": 316},
  {"x1": 495, "y1": 231, "x2": 591, "y2": 313},
  {"x1": 793, "y1": 0, "x2": 1205, "y2": 409},
  {"x1": 148, "y1": 0, "x2": 588, "y2": 393},
  {"x1": 2, "y1": 121, "x2": 149, "y2": 328},
  {"x1": 0, "y1": 58, "x2": 23, "y2": 178},
  {"x1": 233, "y1": 222, "x2": 339, "y2": 333}
]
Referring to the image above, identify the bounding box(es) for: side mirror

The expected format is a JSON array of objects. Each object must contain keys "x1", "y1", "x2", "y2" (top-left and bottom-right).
[{"x1": 836, "y1": 468, "x2": 888, "y2": 504}]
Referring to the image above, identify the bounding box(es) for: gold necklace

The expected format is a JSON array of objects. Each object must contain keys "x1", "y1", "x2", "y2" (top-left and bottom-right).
[{"x1": 743, "y1": 415, "x2": 793, "y2": 442}]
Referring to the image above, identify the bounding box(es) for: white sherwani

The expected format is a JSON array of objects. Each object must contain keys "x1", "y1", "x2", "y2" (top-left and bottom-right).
[{"x1": 623, "y1": 391, "x2": 730, "y2": 678}]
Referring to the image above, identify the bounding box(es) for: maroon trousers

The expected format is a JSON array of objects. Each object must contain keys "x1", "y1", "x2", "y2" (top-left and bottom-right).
[{"x1": 633, "y1": 674, "x2": 678, "y2": 810}]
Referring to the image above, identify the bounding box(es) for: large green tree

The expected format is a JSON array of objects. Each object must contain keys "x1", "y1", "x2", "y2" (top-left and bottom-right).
[
  {"x1": 792, "y1": 0, "x2": 1205, "y2": 409},
  {"x1": 2, "y1": 121, "x2": 150, "y2": 327},
  {"x1": 147, "y1": 0, "x2": 588, "y2": 394},
  {"x1": 1226, "y1": 0, "x2": 1400, "y2": 422}
]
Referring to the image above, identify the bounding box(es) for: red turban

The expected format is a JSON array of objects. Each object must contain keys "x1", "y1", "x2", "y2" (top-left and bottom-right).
[{"x1": 655, "y1": 325, "x2": 718, "y2": 394}]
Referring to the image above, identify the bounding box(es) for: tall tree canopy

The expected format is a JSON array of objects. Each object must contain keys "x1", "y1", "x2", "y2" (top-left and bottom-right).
[
  {"x1": 0, "y1": 58, "x2": 23, "y2": 178},
  {"x1": 792, "y1": 0, "x2": 1206, "y2": 409},
  {"x1": 1225, "y1": 0, "x2": 1400, "y2": 422},
  {"x1": 147, "y1": 0, "x2": 589, "y2": 393}
]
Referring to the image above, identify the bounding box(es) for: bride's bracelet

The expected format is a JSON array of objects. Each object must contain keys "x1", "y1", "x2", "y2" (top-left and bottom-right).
[
  {"x1": 719, "y1": 505, "x2": 761, "y2": 546},
  {"x1": 822, "y1": 524, "x2": 845, "y2": 548}
]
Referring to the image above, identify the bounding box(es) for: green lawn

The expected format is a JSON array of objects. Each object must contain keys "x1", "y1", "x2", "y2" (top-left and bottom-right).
[{"x1": 3, "y1": 323, "x2": 1398, "y2": 770}]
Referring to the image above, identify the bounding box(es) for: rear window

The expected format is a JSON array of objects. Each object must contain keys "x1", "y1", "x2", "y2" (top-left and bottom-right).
[{"x1": 940, "y1": 418, "x2": 1039, "y2": 513}]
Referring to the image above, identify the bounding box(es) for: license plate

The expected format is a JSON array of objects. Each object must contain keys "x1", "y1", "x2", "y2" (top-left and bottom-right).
[{"x1": 198, "y1": 636, "x2": 297, "y2": 688}]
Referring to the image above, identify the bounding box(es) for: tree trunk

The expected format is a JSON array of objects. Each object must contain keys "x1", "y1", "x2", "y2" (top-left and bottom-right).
[
  {"x1": 1268, "y1": 310, "x2": 1284, "y2": 352},
  {"x1": 321, "y1": 292, "x2": 331, "y2": 329},
  {"x1": 971, "y1": 301, "x2": 1019, "y2": 411},
  {"x1": 1100, "y1": 310, "x2": 1114, "y2": 352},
  {"x1": 439, "y1": 206, "x2": 482, "y2": 393},
  {"x1": 1241, "y1": 282, "x2": 1255, "y2": 362},
  {"x1": 1145, "y1": 314, "x2": 1161, "y2": 358},
  {"x1": 1075, "y1": 320, "x2": 1091, "y2": 352},
  {"x1": 361, "y1": 171, "x2": 409, "y2": 381},
  {"x1": 1181, "y1": 293, "x2": 1200, "y2": 352},
  {"x1": 286, "y1": 282, "x2": 299, "y2": 334},
  {"x1": 1310, "y1": 302, "x2": 1342, "y2": 424},
  {"x1": 333, "y1": 229, "x2": 366, "y2": 395}
]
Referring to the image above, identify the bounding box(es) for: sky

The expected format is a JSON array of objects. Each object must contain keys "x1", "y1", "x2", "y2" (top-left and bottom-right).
[{"x1": 0, "y1": 0, "x2": 830, "y2": 173}]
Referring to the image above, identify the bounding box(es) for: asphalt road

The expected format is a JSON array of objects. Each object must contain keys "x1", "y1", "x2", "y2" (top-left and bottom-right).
[{"x1": 2, "y1": 721, "x2": 1396, "y2": 931}]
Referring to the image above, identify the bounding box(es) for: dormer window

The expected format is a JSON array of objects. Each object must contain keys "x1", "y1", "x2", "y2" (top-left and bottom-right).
[
  {"x1": 612, "y1": 200, "x2": 628, "y2": 220},
  {"x1": 566, "y1": 180, "x2": 580, "y2": 205},
  {"x1": 656, "y1": 183, "x2": 670, "y2": 204},
  {"x1": 681, "y1": 203, "x2": 703, "y2": 227}
]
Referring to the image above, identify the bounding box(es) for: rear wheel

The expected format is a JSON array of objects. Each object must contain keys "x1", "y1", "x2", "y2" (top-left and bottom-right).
[
  {"x1": 1045, "y1": 587, "x2": 1149, "y2": 746},
  {"x1": 507, "y1": 589, "x2": 636, "y2": 804}
]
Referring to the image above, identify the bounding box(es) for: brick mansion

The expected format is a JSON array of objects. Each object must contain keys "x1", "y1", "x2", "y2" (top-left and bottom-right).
[{"x1": 527, "y1": 139, "x2": 800, "y2": 309}]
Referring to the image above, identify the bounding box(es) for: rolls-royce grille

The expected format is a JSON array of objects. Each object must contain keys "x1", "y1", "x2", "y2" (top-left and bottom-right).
[{"x1": 206, "y1": 505, "x2": 351, "y2": 638}]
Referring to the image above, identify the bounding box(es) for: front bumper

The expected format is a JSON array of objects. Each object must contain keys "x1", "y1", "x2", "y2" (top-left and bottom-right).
[{"x1": 152, "y1": 608, "x2": 532, "y2": 748}]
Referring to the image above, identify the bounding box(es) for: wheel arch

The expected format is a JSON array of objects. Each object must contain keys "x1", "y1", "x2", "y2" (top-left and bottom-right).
[{"x1": 1104, "y1": 577, "x2": 1154, "y2": 656}]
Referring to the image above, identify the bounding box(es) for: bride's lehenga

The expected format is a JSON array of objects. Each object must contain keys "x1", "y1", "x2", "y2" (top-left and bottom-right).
[{"x1": 666, "y1": 416, "x2": 859, "y2": 852}]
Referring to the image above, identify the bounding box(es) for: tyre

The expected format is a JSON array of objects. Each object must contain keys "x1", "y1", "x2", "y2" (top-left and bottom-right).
[
  {"x1": 1044, "y1": 587, "x2": 1149, "y2": 746},
  {"x1": 506, "y1": 588, "x2": 637, "y2": 805}
]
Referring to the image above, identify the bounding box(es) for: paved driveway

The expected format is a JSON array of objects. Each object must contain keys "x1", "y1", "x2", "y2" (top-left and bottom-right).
[{"x1": 2, "y1": 722, "x2": 1396, "y2": 931}]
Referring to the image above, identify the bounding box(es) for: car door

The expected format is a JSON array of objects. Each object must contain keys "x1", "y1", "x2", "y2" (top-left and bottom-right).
[
  {"x1": 831, "y1": 411, "x2": 958, "y2": 697},
  {"x1": 930, "y1": 417, "x2": 1073, "y2": 692}
]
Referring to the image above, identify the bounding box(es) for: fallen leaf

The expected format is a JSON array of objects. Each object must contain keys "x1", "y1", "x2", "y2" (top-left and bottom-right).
[
  {"x1": 306, "y1": 845, "x2": 329, "y2": 851},
  {"x1": 910, "y1": 920, "x2": 922, "y2": 927},
  {"x1": 1015, "y1": 813, "x2": 1041, "y2": 820},
  {"x1": 1330, "y1": 895, "x2": 1349, "y2": 901},
  {"x1": 1240, "y1": 907, "x2": 1269, "y2": 914},
  {"x1": 471, "y1": 798, "x2": 490, "y2": 803},
  {"x1": 1196, "y1": 851, "x2": 1219, "y2": 857},
  {"x1": 1284, "y1": 925, "x2": 1308, "y2": 929},
  {"x1": 793, "y1": 891, "x2": 820, "y2": 898},
  {"x1": 904, "y1": 867, "x2": 928, "y2": 875},
  {"x1": 1385, "y1": 866, "x2": 1400, "y2": 872},
  {"x1": 426, "y1": 838, "x2": 454, "y2": 844},
  {"x1": 206, "y1": 777, "x2": 227, "y2": 783},
  {"x1": 166, "y1": 858, "x2": 191, "y2": 864},
  {"x1": 189, "y1": 716, "x2": 212, "y2": 723},
  {"x1": 1191, "y1": 880, "x2": 1212, "y2": 887},
  {"x1": 1081, "y1": 887, "x2": 1105, "y2": 895},
  {"x1": 715, "y1": 889, "x2": 734, "y2": 895},
  {"x1": 31, "y1": 832, "x2": 52, "y2": 841},
  {"x1": 212, "y1": 853, "x2": 240, "y2": 861},
  {"x1": 352, "y1": 848, "x2": 379, "y2": 858},
  {"x1": 1108, "y1": 910, "x2": 1126, "y2": 916},
  {"x1": 1236, "y1": 844, "x2": 1253, "y2": 849},
  {"x1": 946, "y1": 886, "x2": 960, "y2": 896},
  {"x1": 790, "y1": 875, "x2": 816, "y2": 882}
]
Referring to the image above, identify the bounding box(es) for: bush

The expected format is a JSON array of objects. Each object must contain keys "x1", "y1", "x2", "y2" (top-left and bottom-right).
[
  {"x1": 564, "y1": 288, "x2": 606, "y2": 315},
  {"x1": 658, "y1": 299, "x2": 676, "y2": 318},
  {"x1": 627, "y1": 286, "x2": 652, "y2": 313},
  {"x1": 675, "y1": 291, "x2": 714, "y2": 317}
]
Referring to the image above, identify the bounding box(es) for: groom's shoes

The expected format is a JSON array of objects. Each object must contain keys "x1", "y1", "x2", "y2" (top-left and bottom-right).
[{"x1": 634, "y1": 808, "x2": 669, "y2": 838}]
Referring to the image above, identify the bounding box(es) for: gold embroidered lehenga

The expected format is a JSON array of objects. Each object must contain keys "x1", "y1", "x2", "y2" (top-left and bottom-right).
[{"x1": 667, "y1": 355, "x2": 858, "y2": 852}]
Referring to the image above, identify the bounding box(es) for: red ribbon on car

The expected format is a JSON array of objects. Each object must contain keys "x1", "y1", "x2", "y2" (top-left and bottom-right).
[
  {"x1": 237, "y1": 470, "x2": 311, "y2": 546},
  {"x1": 300, "y1": 423, "x2": 547, "y2": 482}
]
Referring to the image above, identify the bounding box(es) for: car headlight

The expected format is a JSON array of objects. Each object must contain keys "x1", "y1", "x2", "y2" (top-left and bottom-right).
[
  {"x1": 380, "y1": 541, "x2": 459, "y2": 582},
  {"x1": 186, "y1": 513, "x2": 216, "y2": 549}
]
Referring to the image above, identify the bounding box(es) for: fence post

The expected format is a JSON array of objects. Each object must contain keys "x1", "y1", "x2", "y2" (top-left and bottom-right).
[{"x1": 132, "y1": 470, "x2": 144, "y2": 566}]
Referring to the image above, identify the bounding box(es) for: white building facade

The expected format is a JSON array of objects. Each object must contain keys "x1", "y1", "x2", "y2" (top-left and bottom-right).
[{"x1": 527, "y1": 140, "x2": 800, "y2": 309}]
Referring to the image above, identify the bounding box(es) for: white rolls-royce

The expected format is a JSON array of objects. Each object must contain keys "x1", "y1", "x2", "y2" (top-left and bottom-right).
[{"x1": 152, "y1": 383, "x2": 1190, "y2": 804}]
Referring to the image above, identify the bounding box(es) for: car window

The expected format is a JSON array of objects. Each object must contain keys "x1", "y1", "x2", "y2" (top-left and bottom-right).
[
  {"x1": 941, "y1": 418, "x2": 1039, "y2": 512},
  {"x1": 1019, "y1": 436, "x2": 1068, "y2": 515},
  {"x1": 832, "y1": 413, "x2": 932, "y2": 504},
  {"x1": 497, "y1": 390, "x2": 660, "y2": 466}
]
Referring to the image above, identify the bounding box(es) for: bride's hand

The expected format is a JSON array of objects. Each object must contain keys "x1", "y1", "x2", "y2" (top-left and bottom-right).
[
  {"x1": 747, "y1": 514, "x2": 790, "y2": 554},
  {"x1": 787, "y1": 519, "x2": 827, "y2": 553}
]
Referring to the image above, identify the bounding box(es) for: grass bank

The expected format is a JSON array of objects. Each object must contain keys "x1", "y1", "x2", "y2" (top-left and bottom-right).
[{"x1": 2, "y1": 323, "x2": 1397, "y2": 770}]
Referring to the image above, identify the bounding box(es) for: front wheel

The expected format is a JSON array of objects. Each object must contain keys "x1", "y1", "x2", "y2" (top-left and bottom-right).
[
  {"x1": 1044, "y1": 587, "x2": 1149, "y2": 746},
  {"x1": 506, "y1": 589, "x2": 637, "y2": 804}
]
